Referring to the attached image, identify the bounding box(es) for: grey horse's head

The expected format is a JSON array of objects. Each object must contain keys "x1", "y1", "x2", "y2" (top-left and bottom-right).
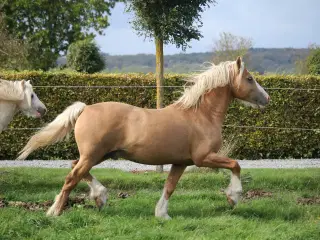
[{"x1": 17, "y1": 80, "x2": 47, "y2": 118}]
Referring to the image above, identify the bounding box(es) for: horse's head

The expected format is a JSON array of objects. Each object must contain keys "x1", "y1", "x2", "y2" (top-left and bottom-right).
[
  {"x1": 17, "y1": 80, "x2": 47, "y2": 118},
  {"x1": 231, "y1": 57, "x2": 270, "y2": 108}
]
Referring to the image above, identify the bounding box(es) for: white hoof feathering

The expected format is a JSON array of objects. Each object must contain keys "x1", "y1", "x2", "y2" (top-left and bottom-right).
[
  {"x1": 155, "y1": 192, "x2": 171, "y2": 220},
  {"x1": 225, "y1": 174, "x2": 242, "y2": 205},
  {"x1": 88, "y1": 177, "x2": 107, "y2": 207},
  {"x1": 46, "y1": 194, "x2": 61, "y2": 216}
]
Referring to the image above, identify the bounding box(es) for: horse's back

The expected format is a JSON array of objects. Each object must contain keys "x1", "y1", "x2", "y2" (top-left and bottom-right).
[{"x1": 89, "y1": 101, "x2": 136, "y2": 111}]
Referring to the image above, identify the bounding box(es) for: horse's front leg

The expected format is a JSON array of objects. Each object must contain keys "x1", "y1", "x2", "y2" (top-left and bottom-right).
[
  {"x1": 155, "y1": 164, "x2": 186, "y2": 220},
  {"x1": 47, "y1": 158, "x2": 94, "y2": 216},
  {"x1": 195, "y1": 153, "x2": 242, "y2": 206}
]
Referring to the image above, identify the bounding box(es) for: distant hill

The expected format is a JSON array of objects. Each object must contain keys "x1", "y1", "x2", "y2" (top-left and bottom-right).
[{"x1": 57, "y1": 48, "x2": 309, "y2": 74}]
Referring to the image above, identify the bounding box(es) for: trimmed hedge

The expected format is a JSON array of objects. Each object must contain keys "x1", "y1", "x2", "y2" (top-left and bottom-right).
[{"x1": 0, "y1": 71, "x2": 319, "y2": 160}]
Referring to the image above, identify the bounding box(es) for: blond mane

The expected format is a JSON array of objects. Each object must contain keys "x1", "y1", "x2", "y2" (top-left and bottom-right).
[
  {"x1": 174, "y1": 60, "x2": 244, "y2": 109},
  {"x1": 0, "y1": 79, "x2": 25, "y2": 101}
]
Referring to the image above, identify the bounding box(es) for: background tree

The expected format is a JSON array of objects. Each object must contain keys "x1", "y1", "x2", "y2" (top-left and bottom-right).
[
  {"x1": 295, "y1": 59, "x2": 309, "y2": 74},
  {"x1": 67, "y1": 39, "x2": 105, "y2": 74},
  {"x1": 0, "y1": 14, "x2": 29, "y2": 70},
  {"x1": 294, "y1": 43, "x2": 320, "y2": 75},
  {"x1": 212, "y1": 32, "x2": 253, "y2": 64},
  {"x1": 127, "y1": 0, "x2": 216, "y2": 172},
  {"x1": 307, "y1": 44, "x2": 320, "y2": 75},
  {"x1": 0, "y1": 0, "x2": 118, "y2": 70}
]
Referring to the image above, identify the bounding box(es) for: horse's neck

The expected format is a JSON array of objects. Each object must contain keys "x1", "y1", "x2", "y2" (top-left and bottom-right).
[
  {"x1": 198, "y1": 86, "x2": 233, "y2": 125},
  {"x1": 0, "y1": 101, "x2": 18, "y2": 132}
]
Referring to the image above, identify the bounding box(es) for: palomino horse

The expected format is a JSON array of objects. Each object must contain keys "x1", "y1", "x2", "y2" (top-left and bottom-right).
[
  {"x1": 0, "y1": 79, "x2": 47, "y2": 133},
  {"x1": 18, "y1": 57, "x2": 270, "y2": 218}
]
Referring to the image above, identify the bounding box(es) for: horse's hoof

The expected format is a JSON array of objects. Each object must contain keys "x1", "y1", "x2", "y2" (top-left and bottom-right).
[
  {"x1": 226, "y1": 195, "x2": 236, "y2": 207},
  {"x1": 90, "y1": 185, "x2": 107, "y2": 211},
  {"x1": 224, "y1": 186, "x2": 242, "y2": 207},
  {"x1": 46, "y1": 196, "x2": 63, "y2": 216},
  {"x1": 46, "y1": 207, "x2": 61, "y2": 216},
  {"x1": 94, "y1": 197, "x2": 106, "y2": 210}
]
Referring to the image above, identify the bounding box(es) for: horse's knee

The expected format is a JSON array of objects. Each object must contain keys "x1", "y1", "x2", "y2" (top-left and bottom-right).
[
  {"x1": 193, "y1": 159, "x2": 204, "y2": 168},
  {"x1": 231, "y1": 161, "x2": 241, "y2": 175},
  {"x1": 62, "y1": 174, "x2": 74, "y2": 190},
  {"x1": 71, "y1": 160, "x2": 78, "y2": 169},
  {"x1": 65, "y1": 173, "x2": 74, "y2": 183},
  {"x1": 62, "y1": 171, "x2": 81, "y2": 191}
]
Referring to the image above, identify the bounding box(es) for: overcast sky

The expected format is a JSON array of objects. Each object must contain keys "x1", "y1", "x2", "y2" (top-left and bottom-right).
[{"x1": 95, "y1": 0, "x2": 319, "y2": 55}]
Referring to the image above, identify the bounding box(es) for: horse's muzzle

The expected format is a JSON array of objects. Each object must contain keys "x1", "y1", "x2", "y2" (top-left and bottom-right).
[{"x1": 37, "y1": 107, "x2": 47, "y2": 116}]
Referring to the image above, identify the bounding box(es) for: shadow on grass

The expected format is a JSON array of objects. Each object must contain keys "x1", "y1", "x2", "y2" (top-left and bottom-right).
[
  {"x1": 1, "y1": 190, "x2": 308, "y2": 223},
  {"x1": 93, "y1": 194, "x2": 305, "y2": 222}
]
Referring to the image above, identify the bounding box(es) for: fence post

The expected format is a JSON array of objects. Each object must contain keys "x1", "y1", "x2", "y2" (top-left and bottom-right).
[{"x1": 155, "y1": 37, "x2": 164, "y2": 173}]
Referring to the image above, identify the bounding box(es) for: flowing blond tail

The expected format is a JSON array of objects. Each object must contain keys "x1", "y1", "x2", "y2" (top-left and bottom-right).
[{"x1": 17, "y1": 102, "x2": 86, "y2": 160}]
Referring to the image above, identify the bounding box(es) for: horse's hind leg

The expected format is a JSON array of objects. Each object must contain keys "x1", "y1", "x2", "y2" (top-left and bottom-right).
[
  {"x1": 71, "y1": 160, "x2": 107, "y2": 210},
  {"x1": 155, "y1": 164, "x2": 186, "y2": 220},
  {"x1": 47, "y1": 158, "x2": 94, "y2": 216},
  {"x1": 195, "y1": 153, "x2": 242, "y2": 206}
]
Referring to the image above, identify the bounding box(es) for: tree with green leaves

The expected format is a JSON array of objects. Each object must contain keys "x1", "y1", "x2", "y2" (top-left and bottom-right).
[
  {"x1": 294, "y1": 44, "x2": 320, "y2": 75},
  {"x1": 307, "y1": 45, "x2": 320, "y2": 75},
  {"x1": 127, "y1": 0, "x2": 216, "y2": 172},
  {"x1": 1, "y1": 0, "x2": 118, "y2": 70},
  {"x1": 67, "y1": 39, "x2": 105, "y2": 73},
  {"x1": 212, "y1": 32, "x2": 253, "y2": 64},
  {"x1": 294, "y1": 59, "x2": 308, "y2": 74},
  {"x1": 0, "y1": 14, "x2": 29, "y2": 70}
]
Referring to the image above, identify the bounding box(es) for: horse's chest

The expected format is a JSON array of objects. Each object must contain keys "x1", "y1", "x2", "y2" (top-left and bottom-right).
[
  {"x1": 211, "y1": 131, "x2": 223, "y2": 152},
  {"x1": 191, "y1": 128, "x2": 222, "y2": 158},
  {"x1": 0, "y1": 103, "x2": 16, "y2": 131}
]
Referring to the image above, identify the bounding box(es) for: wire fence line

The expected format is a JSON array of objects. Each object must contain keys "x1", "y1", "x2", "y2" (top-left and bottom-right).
[
  {"x1": 32, "y1": 85, "x2": 320, "y2": 91},
  {"x1": 7, "y1": 125, "x2": 320, "y2": 132},
  {"x1": 5, "y1": 85, "x2": 316, "y2": 132}
]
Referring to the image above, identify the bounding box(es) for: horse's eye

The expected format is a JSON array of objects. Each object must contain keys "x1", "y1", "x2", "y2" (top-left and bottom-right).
[
  {"x1": 247, "y1": 77, "x2": 253, "y2": 82},
  {"x1": 31, "y1": 94, "x2": 34, "y2": 99}
]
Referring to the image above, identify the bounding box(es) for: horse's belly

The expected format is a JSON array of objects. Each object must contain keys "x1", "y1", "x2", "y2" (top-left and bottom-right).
[
  {"x1": 120, "y1": 146, "x2": 192, "y2": 165},
  {"x1": 128, "y1": 155, "x2": 193, "y2": 165}
]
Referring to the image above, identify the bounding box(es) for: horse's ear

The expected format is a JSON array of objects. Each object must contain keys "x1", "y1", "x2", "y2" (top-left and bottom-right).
[
  {"x1": 21, "y1": 80, "x2": 26, "y2": 90},
  {"x1": 236, "y1": 56, "x2": 242, "y2": 70}
]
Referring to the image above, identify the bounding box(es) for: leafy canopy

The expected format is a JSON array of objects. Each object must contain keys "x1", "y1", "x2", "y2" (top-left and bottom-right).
[
  {"x1": 0, "y1": 14, "x2": 29, "y2": 70},
  {"x1": 307, "y1": 45, "x2": 320, "y2": 75},
  {"x1": 212, "y1": 32, "x2": 253, "y2": 64},
  {"x1": 67, "y1": 39, "x2": 105, "y2": 74},
  {"x1": 1, "y1": 0, "x2": 118, "y2": 69},
  {"x1": 127, "y1": 0, "x2": 217, "y2": 50}
]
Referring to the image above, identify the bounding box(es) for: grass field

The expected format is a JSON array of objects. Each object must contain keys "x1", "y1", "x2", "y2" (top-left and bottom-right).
[{"x1": 0, "y1": 167, "x2": 319, "y2": 240}]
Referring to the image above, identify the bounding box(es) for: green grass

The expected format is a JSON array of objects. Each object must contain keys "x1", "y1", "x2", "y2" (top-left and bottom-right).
[{"x1": 0, "y1": 168, "x2": 319, "y2": 240}]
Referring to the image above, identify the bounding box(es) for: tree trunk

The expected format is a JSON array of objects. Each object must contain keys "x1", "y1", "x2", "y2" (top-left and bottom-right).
[{"x1": 155, "y1": 37, "x2": 164, "y2": 173}]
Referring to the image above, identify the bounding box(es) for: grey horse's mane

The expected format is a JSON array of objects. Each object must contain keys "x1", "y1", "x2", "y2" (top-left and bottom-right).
[{"x1": 0, "y1": 79, "x2": 25, "y2": 101}]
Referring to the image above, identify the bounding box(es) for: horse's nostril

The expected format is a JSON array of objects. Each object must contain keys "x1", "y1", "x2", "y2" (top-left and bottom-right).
[
  {"x1": 267, "y1": 95, "x2": 270, "y2": 102},
  {"x1": 38, "y1": 107, "x2": 47, "y2": 116}
]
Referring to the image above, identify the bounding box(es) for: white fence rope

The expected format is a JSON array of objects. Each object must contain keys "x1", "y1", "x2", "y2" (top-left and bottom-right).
[
  {"x1": 222, "y1": 125, "x2": 319, "y2": 132},
  {"x1": 7, "y1": 126, "x2": 320, "y2": 132},
  {"x1": 32, "y1": 85, "x2": 320, "y2": 91}
]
